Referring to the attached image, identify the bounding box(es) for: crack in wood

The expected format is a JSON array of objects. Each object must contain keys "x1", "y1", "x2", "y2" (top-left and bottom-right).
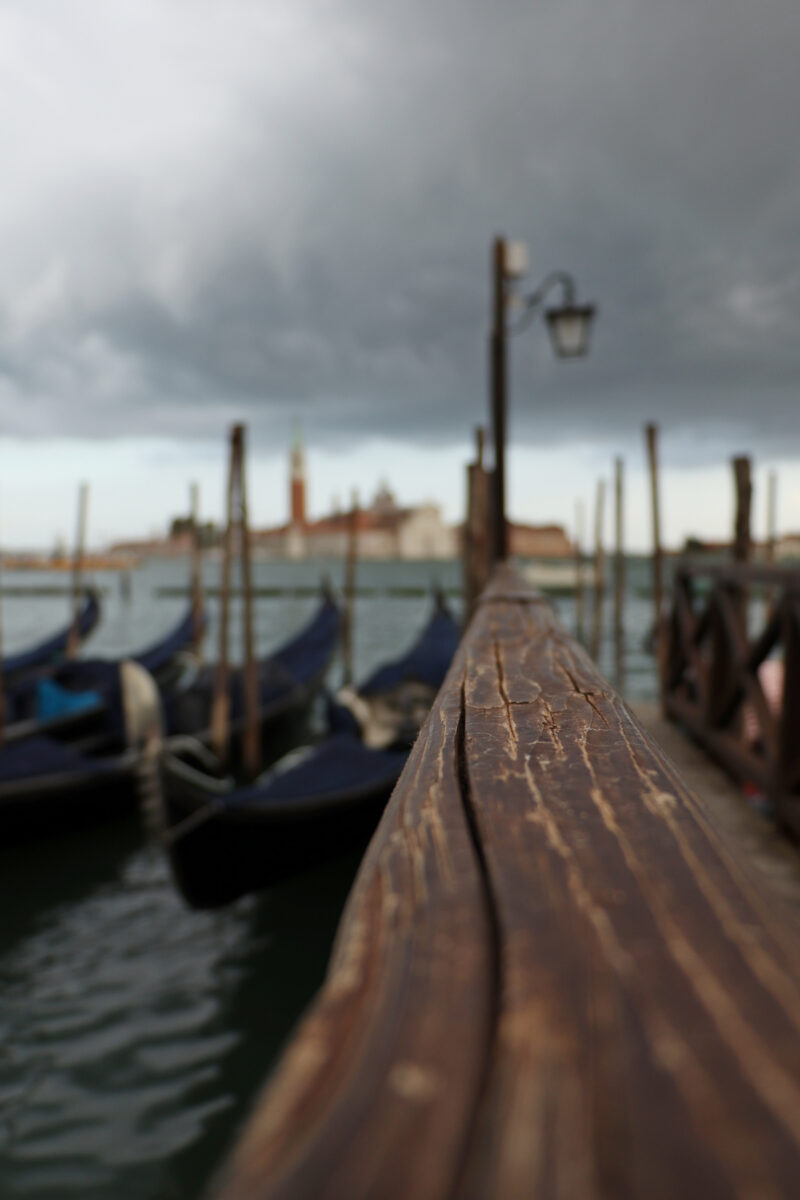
[
  {"x1": 493, "y1": 638, "x2": 519, "y2": 745},
  {"x1": 557, "y1": 658, "x2": 611, "y2": 729}
]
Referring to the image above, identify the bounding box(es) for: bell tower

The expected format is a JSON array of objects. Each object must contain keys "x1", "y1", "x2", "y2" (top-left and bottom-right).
[{"x1": 290, "y1": 429, "x2": 306, "y2": 527}]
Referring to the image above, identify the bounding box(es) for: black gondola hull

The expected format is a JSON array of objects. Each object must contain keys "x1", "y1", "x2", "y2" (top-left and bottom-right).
[
  {"x1": 162, "y1": 770, "x2": 398, "y2": 909},
  {"x1": 0, "y1": 763, "x2": 140, "y2": 841}
]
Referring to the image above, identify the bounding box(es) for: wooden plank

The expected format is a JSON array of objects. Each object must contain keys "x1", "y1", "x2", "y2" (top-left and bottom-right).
[
  {"x1": 679, "y1": 560, "x2": 800, "y2": 588},
  {"x1": 212, "y1": 641, "x2": 494, "y2": 1200},
  {"x1": 215, "y1": 563, "x2": 800, "y2": 1200},
  {"x1": 459, "y1": 566, "x2": 800, "y2": 1198}
]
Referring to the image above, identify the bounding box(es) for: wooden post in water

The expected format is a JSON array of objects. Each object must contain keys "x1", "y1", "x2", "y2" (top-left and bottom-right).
[
  {"x1": 765, "y1": 469, "x2": 778, "y2": 612},
  {"x1": 730, "y1": 455, "x2": 753, "y2": 673},
  {"x1": 464, "y1": 426, "x2": 491, "y2": 622},
  {"x1": 211, "y1": 432, "x2": 238, "y2": 764},
  {"x1": 342, "y1": 488, "x2": 359, "y2": 687},
  {"x1": 574, "y1": 498, "x2": 585, "y2": 643},
  {"x1": 0, "y1": 520, "x2": 5, "y2": 746},
  {"x1": 590, "y1": 478, "x2": 606, "y2": 661},
  {"x1": 190, "y1": 482, "x2": 204, "y2": 657},
  {"x1": 66, "y1": 482, "x2": 89, "y2": 658},
  {"x1": 490, "y1": 237, "x2": 508, "y2": 562},
  {"x1": 645, "y1": 423, "x2": 663, "y2": 639},
  {"x1": 766, "y1": 469, "x2": 778, "y2": 564},
  {"x1": 614, "y1": 456, "x2": 625, "y2": 688},
  {"x1": 732, "y1": 455, "x2": 752, "y2": 562},
  {"x1": 238, "y1": 428, "x2": 259, "y2": 779}
]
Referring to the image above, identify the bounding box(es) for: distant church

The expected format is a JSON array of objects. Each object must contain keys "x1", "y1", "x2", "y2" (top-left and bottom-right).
[{"x1": 251, "y1": 437, "x2": 458, "y2": 560}]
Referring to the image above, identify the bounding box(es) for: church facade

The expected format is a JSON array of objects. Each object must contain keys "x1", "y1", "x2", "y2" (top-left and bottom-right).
[{"x1": 251, "y1": 441, "x2": 459, "y2": 560}]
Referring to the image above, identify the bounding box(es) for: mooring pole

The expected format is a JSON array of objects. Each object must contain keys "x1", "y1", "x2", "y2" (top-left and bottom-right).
[
  {"x1": 614, "y1": 457, "x2": 625, "y2": 689},
  {"x1": 765, "y1": 468, "x2": 778, "y2": 612},
  {"x1": 464, "y1": 426, "x2": 491, "y2": 620},
  {"x1": 645, "y1": 423, "x2": 664, "y2": 639},
  {"x1": 190, "y1": 481, "x2": 204, "y2": 657},
  {"x1": 732, "y1": 455, "x2": 753, "y2": 563},
  {"x1": 766, "y1": 469, "x2": 778, "y2": 564},
  {"x1": 574, "y1": 498, "x2": 586, "y2": 644},
  {"x1": 238, "y1": 427, "x2": 259, "y2": 779},
  {"x1": 67, "y1": 481, "x2": 89, "y2": 658},
  {"x1": 0, "y1": 517, "x2": 5, "y2": 746},
  {"x1": 590, "y1": 478, "x2": 606, "y2": 662},
  {"x1": 211, "y1": 430, "x2": 237, "y2": 764},
  {"x1": 342, "y1": 488, "x2": 359, "y2": 687},
  {"x1": 490, "y1": 236, "x2": 508, "y2": 562}
]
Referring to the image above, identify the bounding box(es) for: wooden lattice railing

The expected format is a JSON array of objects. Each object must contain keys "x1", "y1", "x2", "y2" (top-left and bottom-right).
[{"x1": 663, "y1": 560, "x2": 800, "y2": 831}]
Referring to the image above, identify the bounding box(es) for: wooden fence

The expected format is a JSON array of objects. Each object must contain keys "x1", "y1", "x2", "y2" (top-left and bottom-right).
[{"x1": 663, "y1": 560, "x2": 800, "y2": 832}]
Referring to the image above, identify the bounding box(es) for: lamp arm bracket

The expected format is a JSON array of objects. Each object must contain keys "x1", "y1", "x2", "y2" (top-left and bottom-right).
[{"x1": 505, "y1": 270, "x2": 577, "y2": 336}]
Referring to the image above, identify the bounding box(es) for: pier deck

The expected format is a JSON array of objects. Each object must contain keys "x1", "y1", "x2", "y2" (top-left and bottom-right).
[
  {"x1": 633, "y1": 699, "x2": 800, "y2": 915},
  {"x1": 214, "y1": 565, "x2": 800, "y2": 1200}
]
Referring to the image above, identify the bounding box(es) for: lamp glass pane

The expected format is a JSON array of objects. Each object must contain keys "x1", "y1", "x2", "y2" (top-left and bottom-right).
[{"x1": 546, "y1": 305, "x2": 594, "y2": 358}]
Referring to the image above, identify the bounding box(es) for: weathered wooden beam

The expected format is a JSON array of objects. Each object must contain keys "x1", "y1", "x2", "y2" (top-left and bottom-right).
[
  {"x1": 214, "y1": 563, "x2": 800, "y2": 1200},
  {"x1": 212, "y1": 636, "x2": 494, "y2": 1200}
]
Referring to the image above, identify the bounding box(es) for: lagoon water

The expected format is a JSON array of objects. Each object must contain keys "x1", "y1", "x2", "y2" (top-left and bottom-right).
[{"x1": 0, "y1": 555, "x2": 659, "y2": 1199}]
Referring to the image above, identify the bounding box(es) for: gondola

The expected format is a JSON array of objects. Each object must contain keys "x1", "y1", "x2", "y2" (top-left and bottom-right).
[
  {"x1": 0, "y1": 594, "x2": 338, "y2": 845},
  {"x1": 161, "y1": 589, "x2": 342, "y2": 768},
  {"x1": 0, "y1": 659, "x2": 163, "y2": 841},
  {"x1": 3, "y1": 590, "x2": 101, "y2": 682},
  {"x1": 1, "y1": 598, "x2": 205, "y2": 745},
  {"x1": 157, "y1": 594, "x2": 460, "y2": 909}
]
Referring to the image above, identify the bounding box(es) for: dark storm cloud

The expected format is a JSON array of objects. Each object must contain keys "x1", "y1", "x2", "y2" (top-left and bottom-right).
[{"x1": 0, "y1": 0, "x2": 798, "y2": 461}]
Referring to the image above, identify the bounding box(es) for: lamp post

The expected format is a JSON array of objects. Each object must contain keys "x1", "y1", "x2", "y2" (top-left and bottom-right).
[{"x1": 489, "y1": 235, "x2": 596, "y2": 562}]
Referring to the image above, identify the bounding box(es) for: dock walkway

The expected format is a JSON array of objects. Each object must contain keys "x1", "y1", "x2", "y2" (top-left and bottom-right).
[
  {"x1": 633, "y1": 699, "x2": 800, "y2": 915},
  {"x1": 214, "y1": 565, "x2": 800, "y2": 1200}
]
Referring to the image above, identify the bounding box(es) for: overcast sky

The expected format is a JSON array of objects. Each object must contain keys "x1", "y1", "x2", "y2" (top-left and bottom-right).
[{"x1": 1, "y1": 0, "x2": 798, "y2": 548}]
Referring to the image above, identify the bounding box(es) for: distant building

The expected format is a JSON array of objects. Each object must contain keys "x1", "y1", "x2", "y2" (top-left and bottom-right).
[
  {"x1": 776, "y1": 534, "x2": 800, "y2": 561},
  {"x1": 106, "y1": 438, "x2": 574, "y2": 563},
  {"x1": 509, "y1": 522, "x2": 573, "y2": 558},
  {"x1": 251, "y1": 443, "x2": 457, "y2": 560}
]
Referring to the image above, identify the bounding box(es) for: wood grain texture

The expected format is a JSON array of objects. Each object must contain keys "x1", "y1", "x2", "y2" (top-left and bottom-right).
[
  {"x1": 212, "y1": 637, "x2": 494, "y2": 1200},
  {"x1": 214, "y1": 563, "x2": 800, "y2": 1200},
  {"x1": 459, "y1": 565, "x2": 800, "y2": 1198}
]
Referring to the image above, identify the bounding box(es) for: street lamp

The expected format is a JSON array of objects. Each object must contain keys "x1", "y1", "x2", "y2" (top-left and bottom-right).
[{"x1": 489, "y1": 235, "x2": 596, "y2": 561}]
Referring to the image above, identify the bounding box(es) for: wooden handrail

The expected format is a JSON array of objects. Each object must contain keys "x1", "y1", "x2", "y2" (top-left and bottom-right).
[
  {"x1": 676, "y1": 558, "x2": 800, "y2": 588},
  {"x1": 213, "y1": 564, "x2": 800, "y2": 1199}
]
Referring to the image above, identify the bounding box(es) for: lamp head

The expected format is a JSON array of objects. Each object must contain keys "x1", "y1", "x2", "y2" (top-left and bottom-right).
[{"x1": 545, "y1": 302, "x2": 596, "y2": 359}]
